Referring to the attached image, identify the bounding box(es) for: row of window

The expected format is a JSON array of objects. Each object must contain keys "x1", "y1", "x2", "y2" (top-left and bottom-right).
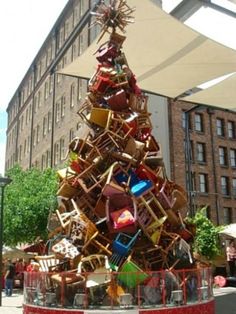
[
  {"x1": 187, "y1": 141, "x2": 236, "y2": 168},
  {"x1": 182, "y1": 111, "x2": 236, "y2": 139},
  {"x1": 8, "y1": 78, "x2": 85, "y2": 150},
  {"x1": 196, "y1": 173, "x2": 236, "y2": 197},
  {"x1": 7, "y1": 0, "x2": 88, "y2": 125}
]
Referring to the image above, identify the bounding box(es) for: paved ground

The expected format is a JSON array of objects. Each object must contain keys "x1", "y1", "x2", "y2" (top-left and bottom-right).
[
  {"x1": 1, "y1": 291, "x2": 23, "y2": 314},
  {"x1": 1, "y1": 287, "x2": 236, "y2": 314}
]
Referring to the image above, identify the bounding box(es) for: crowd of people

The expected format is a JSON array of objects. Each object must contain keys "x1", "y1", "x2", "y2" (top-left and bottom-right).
[{"x1": 2, "y1": 258, "x2": 40, "y2": 296}]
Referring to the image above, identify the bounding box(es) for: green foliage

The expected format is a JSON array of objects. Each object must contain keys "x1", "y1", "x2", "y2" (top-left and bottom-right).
[
  {"x1": 3, "y1": 165, "x2": 58, "y2": 246},
  {"x1": 187, "y1": 206, "x2": 222, "y2": 260}
]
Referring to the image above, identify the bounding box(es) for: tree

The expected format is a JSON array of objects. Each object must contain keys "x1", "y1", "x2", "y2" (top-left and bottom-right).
[
  {"x1": 4, "y1": 165, "x2": 58, "y2": 246},
  {"x1": 187, "y1": 206, "x2": 222, "y2": 260}
]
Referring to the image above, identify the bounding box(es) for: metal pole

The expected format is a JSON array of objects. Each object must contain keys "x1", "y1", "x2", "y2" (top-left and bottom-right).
[
  {"x1": 0, "y1": 186, "x2": 4, "y2": 306},
  {"x1": 0, "y1": 177, "x2": 12, "y2": 307},
  {"x1": 185, "y1": 111, "x2": 194, "y2": 216}
]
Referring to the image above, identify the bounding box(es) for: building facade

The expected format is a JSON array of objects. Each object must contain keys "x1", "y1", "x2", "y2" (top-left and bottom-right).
[
  {"x1": 5, "y1": 0, "x2": 236, "y2": 226},
  {"x1": 168, "y1": 100, "x2": 236, "y2": 225}
]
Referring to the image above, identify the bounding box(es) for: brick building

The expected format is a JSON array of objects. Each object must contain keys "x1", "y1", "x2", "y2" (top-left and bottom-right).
[{"x1": 5, "y1": 0, "x2": 236, "y2": 225}]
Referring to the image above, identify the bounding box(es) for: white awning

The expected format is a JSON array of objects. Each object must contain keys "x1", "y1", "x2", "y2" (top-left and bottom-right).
[
  {"x1": 180, "y1": 73, "x2": 236, "y2": 109},
  {"x1": 58, "y1": 0, "x2": 236, "y2": 107},
  {"x1": 219, "y1": 224, "x2": 236, "y2": 239}
]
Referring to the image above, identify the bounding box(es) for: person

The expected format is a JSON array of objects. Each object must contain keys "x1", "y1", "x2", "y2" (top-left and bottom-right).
[
  {"x1": 4, "y1": 259, "x2": 15, "y2": 296},
  {"x1": 226, "y1": 240, "x2": 236, "y2": 277},
  {"x1": 26, "y1": 259, "x2": 36, "y2": 272}
]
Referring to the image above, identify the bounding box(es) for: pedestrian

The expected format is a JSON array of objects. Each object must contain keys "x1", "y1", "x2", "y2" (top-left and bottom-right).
[
  {"x1": 226, "y1": 240, "x2": 236, "y2": 277},
  {"x1": 4, "y1": 259, "x2": 15, "y2": 296}
]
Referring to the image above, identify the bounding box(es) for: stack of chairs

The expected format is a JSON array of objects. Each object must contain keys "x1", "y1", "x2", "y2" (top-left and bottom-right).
[{"x1": 36, "y1": 0, "x2": 196, "y2": 307}]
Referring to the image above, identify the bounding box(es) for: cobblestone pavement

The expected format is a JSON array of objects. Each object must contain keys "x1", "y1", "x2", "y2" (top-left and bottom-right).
[{"x1": 0, "y1": 287, "x2": 236, "y2": 314}]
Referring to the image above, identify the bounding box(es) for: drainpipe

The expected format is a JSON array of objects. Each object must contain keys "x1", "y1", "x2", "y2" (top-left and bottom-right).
[
  {"x1": 184, "y1": 105, "x2": 202, "y2": 217},
  {"x1": 208, "y1": 108, "x2": 220, "y2": 225}
]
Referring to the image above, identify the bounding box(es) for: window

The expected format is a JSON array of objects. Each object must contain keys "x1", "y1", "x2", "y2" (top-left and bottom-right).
[
  {"x1": 228, "y1": 121, "x2": 235, "y2": 139},
  {"x1": 194, "y1": 113, "x2": 203, "y2": 132},
  {"x1": 33, "y1": 129, "x2": 36, "y2": 147},
  {"x1": 79, "y1": 0, "x2": 85, "y2": 17},
  {"x1": 78, "y1": 33, "x2": 84, "y2": 56},
  {"x1": 230, "y1": 149, "x2": 236, "y2": 167},
  {"x1": 54, "y1": 142, "x2": 60, "y2": 165},
  {"x1": 46, "y1": 150, "x2": 51, "y2": 168},
  {"x1": 41, "y1": 154, "x2": 46, "y2": 170},
  {"x1": 48, "y1": 111, "x2": 52, "y2": 131},
  {"x1": 69, "y1": 128, "x2": 75, "y2": 141},
  {"x1": 71, "y1": 42, "x2": 77, "y2": 61},
  {"x1": 44, "y1": 81, "x2": 49, "y2": 100},
  {"x1": 216, "y1": 118, "x2": 224, "y2": 136},
  {"x1": 36, "y1": 125, "x2": 40, "y2": 143},
  {"x1": 232, "y1": 178, "x2": 236, "y2": 198},
  {"x1": 219, "y1": 146, "x2": 228, "y2": 166},
  {"x1": 60, "y1": 138, "x2": 65, "y2": 160},
  {"x1": 221, "y1": 176, "x2": 230, "y2": 196},
  {"x1": 24, "y1": 139, "x2": 27, "y2": 156},
  {"x1": 196, "y1": 142, "x2": 206, "y2": 162},
  {"x1": 27, "y1": 136, "x2": 30, "y2": 153},
  {"x1": 223, "y1": 207, "x2": 232, "y2": 224},
  {"x1": 43, "y1": 116, "x2": 47, "y2": 136},
  {"x1": 26, "y1": 109, "x2": 28, "y2": 125},
  {"x1": 55, "y1": 102, "x2": 60, "y2": 123},
  {"x1": 78, "y1": 78, "x2": 83, "y2": 101},
  {"x1": 57, "y1": 62, "x2": 62, "y2": 84},
  {"x1": 61, "y1": 95, "x2": 66, "y2": 118},
  {"x1": 19, "y1": 145, "x2": 22, "y2": 161},
  {"x1": 199, "y1": 173, "x2": 208, "y2": 193},
  {"x1": 37, "y1": 91, "x2": 41, "y2": 108},
  {"x1": 70, "y1": 83, "x2": 76, "y2": 107},
  {"x1": 49, "y1": 75, "x2": 53, "y2": 94}
]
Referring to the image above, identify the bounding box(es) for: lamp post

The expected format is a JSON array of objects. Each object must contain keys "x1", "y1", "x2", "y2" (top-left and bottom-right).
[{"x1": 0, "y1": 177, "x2": 12, "y2": 306}]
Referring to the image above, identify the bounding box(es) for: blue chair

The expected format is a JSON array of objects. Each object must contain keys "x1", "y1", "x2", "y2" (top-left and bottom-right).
[
  {"x1": 112, "y1": 229, "x2": 141, "y2": 256},
  {"x1": 114, "y1": 169, "x2": 153, "y2": 198},
  {"x1": 109, "y1": 230, "x2": 141, "y2": 271}
]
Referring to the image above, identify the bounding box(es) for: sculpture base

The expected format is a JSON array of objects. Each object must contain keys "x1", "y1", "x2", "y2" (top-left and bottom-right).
[{"x1": 23, "y1": 299, "x2": 215, "y2": 314}]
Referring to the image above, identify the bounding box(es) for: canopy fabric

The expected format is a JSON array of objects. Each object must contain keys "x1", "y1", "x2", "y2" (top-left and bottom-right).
[
  {"x1": 58, "y1": 0, "x2": 236, "y2": 106},
  {"x1": 219, "y1": 224, "x2": 236, "y2": 239},
  {"x1": 3, "y1": 246, "x2": 36, "y2": 260},
  {"x1": 180, "y1": 72, "x2": 236, "y2": 109}
]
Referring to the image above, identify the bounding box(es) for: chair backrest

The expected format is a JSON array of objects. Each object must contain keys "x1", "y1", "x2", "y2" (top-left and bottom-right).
[
  {"x1": 112, "y1": 229, "x2": 141, "y2": 256},
  {"x1": 35, "y1": 255, "x2": 60, "y2": 272}
]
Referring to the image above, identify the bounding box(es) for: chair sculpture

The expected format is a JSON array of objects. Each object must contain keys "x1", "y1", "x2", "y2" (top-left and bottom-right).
[{"x1": 39, "y1": 4, "x2": 198, "y2": 310}]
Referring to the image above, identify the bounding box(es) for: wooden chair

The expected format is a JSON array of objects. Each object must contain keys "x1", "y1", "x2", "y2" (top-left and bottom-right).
[
  {"x1": 35, "y1": 255, "x2": 61, "y2": 272},
  {"x1": 101, "y1": 162, "x2": 126, "y2": 197},
  {"x1": 128, "y1": 93, "x2": 148, "y2": 114},
  {"x1": 56, "y1": 208, "x2": 80, "y2": 230},
  {"x1": 77, "y1": 254, "x2": 111, "y2": 289},
  {"x1": 137, "y1": 195, "x2": 166, "y2": 246},
  {"x1": 70, "y1": 199, "x2": 112, "y2": 256},
  {"x1": 72, "y1": 161, "x2": 105, "y2": 194}
]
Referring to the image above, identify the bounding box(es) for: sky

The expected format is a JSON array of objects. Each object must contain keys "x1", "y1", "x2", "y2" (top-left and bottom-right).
[{"x1": 0, "y1": 0, "x2": 236, "y2": 176}]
